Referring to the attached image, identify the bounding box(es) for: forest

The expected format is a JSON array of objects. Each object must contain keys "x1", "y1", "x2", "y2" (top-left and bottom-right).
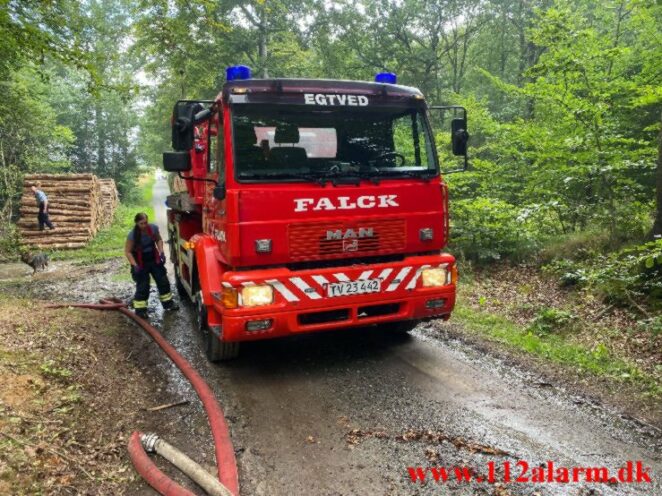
[{"x1": 1, "y1": 0, "x2": 661, "y2": 315}]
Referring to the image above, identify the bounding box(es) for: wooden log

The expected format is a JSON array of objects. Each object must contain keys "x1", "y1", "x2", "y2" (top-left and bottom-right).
[
  {"x1": 22, "y1": 184, "x2": 94, "y2": 189},
  {"x1": 22, "y1": 236, "x2": 91, "y2": 244},
  {"x1": 20, "y1": 228, "x2": 91, "y2": 237},
  {"x1": 27, "y1": 242, "x2": 88, "y2": 250},
  {"x1": 20, "y1": 215, "x2": 93, "y2": 223},
  {"x1": 21, "y1": 198, "x2": 93, "y2": 207},
  {"x1": 24, "y1": 173, "x2": 94, "y2": 181},
  {"x1": 20, "y1": 207, "x2": 90, "y2": 216},
  {"x1": 18, "y1": 221, "x2": 82, "y2": 228},
  {"x1": 23, "y1": 188, "x2": 95, "y2": 195},
  {"x1": 20, "y1": 204, "x2": 90, "y2": 213}
]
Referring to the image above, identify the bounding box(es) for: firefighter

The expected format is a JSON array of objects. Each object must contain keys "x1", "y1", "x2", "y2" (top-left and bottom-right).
[
  {"x1": 124, "y1": 212, "x2": 177, "y2": 318},
  {"x1": 30, "y1": 183, "x2": 55, "y2": 230}
]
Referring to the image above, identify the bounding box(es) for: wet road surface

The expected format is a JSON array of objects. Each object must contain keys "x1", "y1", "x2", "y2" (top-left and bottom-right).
[{"x1": 148, "y1": 177, "x2": 661, "y2": 495}]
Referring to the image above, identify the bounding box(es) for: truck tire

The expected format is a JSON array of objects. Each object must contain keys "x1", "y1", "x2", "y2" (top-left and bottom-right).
[
  {"x1": 169, "y1": 237, "x2": 190, "y2": 303},
  {"x1": 196, "y1": 291, "x2": 239, "y2": 362},
  {"x1": 175, "y1": 268, "x2": 190, "y2": 303},
  {"x1": 206, "y1": 334, "x2": 240, "y2": 362}
]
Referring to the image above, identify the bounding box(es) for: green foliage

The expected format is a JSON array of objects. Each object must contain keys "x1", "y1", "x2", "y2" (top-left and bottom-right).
[
  {"x1": 0, "y1": 222, "x2": 21, "y2": 262},
  {"x1": 528, "y1": 307, "x2": 577, "y2": 336},
  {"x1": 637, "y1": 316, "x2": 662, "y2": 337},
  {"x1": 450, "y1": 197, "x2": 541, "y2": 261},
  {"x1": 0, "y1": 0, "x2": 140, "y2": 227},
  {"x1": 453, "y1": 303, "x2": 660, "y2": 397},
  {"x1": 40, "y1": 360, "x2": 72, "y2": 380},
  {"x1": 545, "y1": 240, "x2": 662, "y2": 308}
]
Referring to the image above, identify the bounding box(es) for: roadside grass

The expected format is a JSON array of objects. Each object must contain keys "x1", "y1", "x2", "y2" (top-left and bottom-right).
[
  {"x1": 0, "y1": 297, "x2": 139, "y2": 493},
  {"x1": 452, "y1": 301, "x2": 662, "y2": 398},
  {"x1": 50, "y1": 175, "x2": 155, "y2": 263}
]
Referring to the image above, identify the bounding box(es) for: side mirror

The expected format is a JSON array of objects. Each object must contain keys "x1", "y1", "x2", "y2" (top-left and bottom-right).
[
  {"x1": 171, "y1": 102, "x2": 203, "y2": 151},
  {"x1": 213, "y1": 184, "x2": 226, "y2": 200},
  {"x1": 451, "y1": 118, "x2": 469, "y2": 156},
  {"x1": 163, "y1": 151, "x2": 191, "y2": 172}
]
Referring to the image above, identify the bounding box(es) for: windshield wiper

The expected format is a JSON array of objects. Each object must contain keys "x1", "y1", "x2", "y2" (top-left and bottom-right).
[
  {"x1": 364, "y1": 169, "x2": 437, "y2": 182},
  {"x1": 238, "y1": 171, "x2": 323, "y2": 183},
  {"x1": 239, "y1": 170, "x2": 360, "y2": 186}
]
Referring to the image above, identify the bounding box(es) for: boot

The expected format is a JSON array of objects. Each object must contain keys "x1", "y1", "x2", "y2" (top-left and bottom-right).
[
  {"x1": 162, "y1": 299, "x2": 179, "y2": 312},
  {"x1": 135, "y1": 307, "x2": 148, "y2": 319}
]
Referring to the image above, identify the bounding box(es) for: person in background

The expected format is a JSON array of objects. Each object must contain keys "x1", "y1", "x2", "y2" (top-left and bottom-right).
[
  {"x1": 30, "y1": 183, "x2": 55, "y2": 231},
  {"x1": 259, "y1": 139, "x2": 271, "y2": 160},
  {"x1": 124, "y1": 212, "x2": 177, "y2": 318}
]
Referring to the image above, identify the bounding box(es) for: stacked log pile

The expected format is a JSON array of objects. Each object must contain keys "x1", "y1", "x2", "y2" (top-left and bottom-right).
[
  {"x1": 18, "y1": 173, "x2": 117, "y2": 251},
  {"x1": 98, "y1": 178, "x2": 119, "y2": 227}
]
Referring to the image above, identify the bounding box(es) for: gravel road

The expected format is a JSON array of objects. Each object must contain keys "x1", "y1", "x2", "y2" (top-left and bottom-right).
[{"x1": 148, "y1": 177, "x2": 661, "y2": 496}]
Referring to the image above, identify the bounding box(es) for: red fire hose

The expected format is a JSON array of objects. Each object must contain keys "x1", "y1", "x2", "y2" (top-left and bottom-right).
[{"x1": 47, "y1": 298, "x2": 239, "y2": 496}]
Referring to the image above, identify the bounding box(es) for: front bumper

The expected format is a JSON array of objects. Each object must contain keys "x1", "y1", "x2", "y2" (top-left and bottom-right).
[{"x1": 211, "y1": 254, "x2": 456, "y2": 342}]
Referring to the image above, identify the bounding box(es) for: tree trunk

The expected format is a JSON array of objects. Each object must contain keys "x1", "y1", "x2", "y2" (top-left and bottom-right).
[
  {"x1": 652, "y1": 110, "x2": 662, "y2": 239},
  {"x1": 96, "y1": 102, "x2": 106, "y2": 175},
  {"x1": 258, "y1": 5, "x2": 268, "y2": 78}
]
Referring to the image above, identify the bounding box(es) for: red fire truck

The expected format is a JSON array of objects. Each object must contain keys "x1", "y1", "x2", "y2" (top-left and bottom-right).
[{"x1": 163, "y1": 66, "x2": 468, "y2": 361}]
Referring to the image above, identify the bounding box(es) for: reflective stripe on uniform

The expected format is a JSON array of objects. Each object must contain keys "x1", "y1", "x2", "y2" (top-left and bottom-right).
[
  {"x1": 159, "y1": 292, "x2": 173, "y2": 302},
  {"x1": 133, "y1": 300, "x2": 148, "y2": 309}
]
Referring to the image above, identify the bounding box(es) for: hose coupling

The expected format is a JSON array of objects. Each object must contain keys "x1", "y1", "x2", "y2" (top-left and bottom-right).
[{"x1": 141, "y1": 432, "x2": 160, "y2": 453}]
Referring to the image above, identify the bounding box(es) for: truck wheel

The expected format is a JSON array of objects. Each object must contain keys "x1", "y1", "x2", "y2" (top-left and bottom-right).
[
  {"x1": 169, "y1": 235, "x2": 190, "y2": 303},
  {"x1": 206, "y1": 333, "x2": 240, "y2": 362},
  {"x1": 174, "y1": 263, "x2": 191, "y2": 303},
  {"x1": 196, "y1": 291, "x2": 239, "y2": 362}
]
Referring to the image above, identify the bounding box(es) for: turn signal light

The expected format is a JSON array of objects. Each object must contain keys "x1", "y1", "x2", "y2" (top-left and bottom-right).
[
  {"x1": 221, "y1": 287, "x2": 238, "y2": 309},
  {"x1": 451, "y1": 263, "x2": 458, "y2": 285}
]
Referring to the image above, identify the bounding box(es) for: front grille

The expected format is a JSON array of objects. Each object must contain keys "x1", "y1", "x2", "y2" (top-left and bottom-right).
[
  {"x1": 289, "y1": 219, "x2": 406, "y2": 261},
  {"x1": 357, "y1": 303, "x2": 400, "y2": 319},
  {"x1": 298, "y1": 309, "x2": 350, "y2": 326}
]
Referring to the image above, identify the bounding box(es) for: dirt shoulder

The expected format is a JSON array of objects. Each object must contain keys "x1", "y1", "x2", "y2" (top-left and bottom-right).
[
  {"x1": 0, "y1": 262, "x2": 215, "y2": 495},
  {"x1": 440, "y1": 263, "x2": 662, "y2": 428}
]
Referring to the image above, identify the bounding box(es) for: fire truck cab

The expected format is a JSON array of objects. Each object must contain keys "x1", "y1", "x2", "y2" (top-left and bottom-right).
[{"x1": 163, "y1": 66, "x2": 468, "y2": 361}]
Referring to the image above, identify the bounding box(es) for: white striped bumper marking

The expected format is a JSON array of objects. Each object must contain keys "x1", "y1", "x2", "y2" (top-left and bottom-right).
[
  {"x1": 386, "y1": 266, "x2": 413, "y2": 292},
  {"x1": 312, "y1": 275, "x2": 330, "y2": 287},
  {"x1": 234, "y1": 264, "x2": 432, "y2": 303},
  {"x1": 290, "y1": 277, "x2": 322, "y2": 299},
  {"x1": 266, "y1": 279, "x2": 299, "y2": 302}
]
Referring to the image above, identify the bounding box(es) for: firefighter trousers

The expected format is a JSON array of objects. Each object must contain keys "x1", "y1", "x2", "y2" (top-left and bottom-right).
[{"x1": 131, "y1": 260, "x2": 174, "y2": 310}]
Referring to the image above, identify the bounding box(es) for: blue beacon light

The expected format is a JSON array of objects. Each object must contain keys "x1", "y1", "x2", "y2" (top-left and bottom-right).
[
  {"x1": 226, "y1": 65, "x2": 252, "y2": 81},
  {"x1": 375, "y1": 72, "x2": 397, "y2": 84}
]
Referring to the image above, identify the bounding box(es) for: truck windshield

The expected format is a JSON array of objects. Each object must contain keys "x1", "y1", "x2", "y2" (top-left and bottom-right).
[{"x1": 232, "y1": 104, "x2": 436, "y2": 182}]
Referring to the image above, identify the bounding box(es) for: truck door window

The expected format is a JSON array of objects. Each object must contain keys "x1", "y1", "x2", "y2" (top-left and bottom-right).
[
  {"x1": 392, "y1": 111, "x2": 431, "y2": 168},
  {"x1": 215, "y1": 116, "x2": 224, "y2": 178}
]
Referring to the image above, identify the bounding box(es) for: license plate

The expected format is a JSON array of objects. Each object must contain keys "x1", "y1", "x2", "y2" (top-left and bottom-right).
[{"x1": 327, "y1": 278, "x2": 381, "y2": 298}]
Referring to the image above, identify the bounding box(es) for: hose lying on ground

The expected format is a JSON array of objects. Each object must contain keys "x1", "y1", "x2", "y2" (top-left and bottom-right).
[
  {"x1": 139, "y1": 432, "x2": 232, "y2": 496},
  {"x1": 46, "y1": 298, "x2": 239, "y2": 496}
]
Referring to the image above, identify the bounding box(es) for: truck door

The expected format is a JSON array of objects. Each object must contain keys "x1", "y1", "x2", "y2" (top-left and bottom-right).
[{"x1": 205, "y1": 110, "x2": 229, "y2": 251}]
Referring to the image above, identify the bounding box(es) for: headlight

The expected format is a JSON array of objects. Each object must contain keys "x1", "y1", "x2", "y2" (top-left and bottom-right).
[
  {"x1": 421, "y1": 266, "x2": 450, "y2": 287},
  {"x1": 241, "y1": 284, "x2": 274, "y2": 307}
]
